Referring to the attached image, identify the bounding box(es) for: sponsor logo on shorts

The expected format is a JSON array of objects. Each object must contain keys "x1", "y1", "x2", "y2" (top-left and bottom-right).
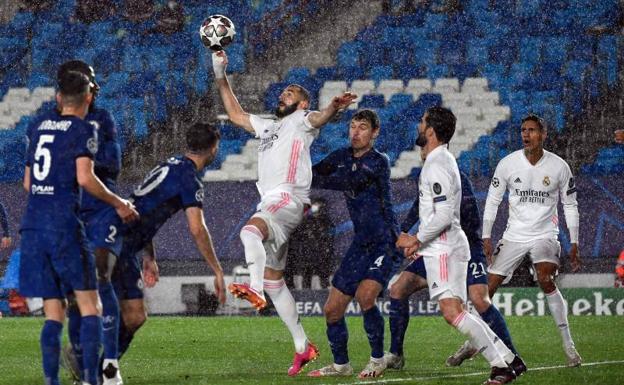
[{"x1": 431, "y1": 282, "x2": 438, "y2": 289}]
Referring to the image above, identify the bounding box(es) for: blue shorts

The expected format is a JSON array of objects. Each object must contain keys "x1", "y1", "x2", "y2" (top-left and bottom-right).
[
  {"x1": 111, "y1": 236, "x2": 145, "y2": 300},
  {"x1": 82, "y1": 207, "x2": 123, "y2": 257},
  {"x1": 332, "y1": 241, "x2": 401, "y2": 297},
  {"x1": 19, "y1": 228, "x2": 96, "y2": 298},
  {"x1": 404, "y1": 247, "x2": 488, "y2": 287}
]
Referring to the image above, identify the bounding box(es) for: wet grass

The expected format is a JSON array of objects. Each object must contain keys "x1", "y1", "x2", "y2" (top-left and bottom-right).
[{"x1": 1, "y1": 315, "x2": 622, "y2": 384}]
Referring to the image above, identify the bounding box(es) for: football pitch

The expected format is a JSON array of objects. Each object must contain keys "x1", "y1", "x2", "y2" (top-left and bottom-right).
[{"x1": 1, "y1": 315, "x2": 623, "y2": 385}]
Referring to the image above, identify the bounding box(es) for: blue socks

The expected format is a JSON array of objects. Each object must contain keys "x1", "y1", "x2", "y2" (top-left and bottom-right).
[
  {"x1": 326, "y1": 317, "x2": 349, "y2": 364},
  {"x1": 80, "y1": 315, "x2": 102, "y2": 385},
  {"x1": 99, "y1": 281, "x2": 120, "y2": 360},
  {"x1": 389, "y1": 298, "x2": 410, "y2": 356},
  {"x1": 362, "y1": 306, "x2": 385, "y2": 359},
  {"x1": 41, "y1": 320, "x2": 63, "y2": 385},
  {"x1": 480, "y1": 305, "x2": 518, "y2": 356}
]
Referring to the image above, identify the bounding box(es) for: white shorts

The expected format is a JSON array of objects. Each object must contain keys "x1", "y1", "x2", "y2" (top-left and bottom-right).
[
  {"x1": 422, "y1": 249, "x2": 469, "y2": 303},
  {"x1": 489, "y1": 238, "x2": 561, "y2": 278},
  {"x1": 252, "y1": 191, "x2": 304, "y2": 271}
]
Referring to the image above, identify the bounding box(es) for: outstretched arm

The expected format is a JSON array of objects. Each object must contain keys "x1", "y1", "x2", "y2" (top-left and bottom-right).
[
  {"x1": 185, "y1": 206, "x2": 226, "y2": 304},
  {"x1": 306, "y1": 92, "x2": 357, "y2": 128},
  {"x1": 212, "y1": 51, "x2": 254, "y2": 133}
]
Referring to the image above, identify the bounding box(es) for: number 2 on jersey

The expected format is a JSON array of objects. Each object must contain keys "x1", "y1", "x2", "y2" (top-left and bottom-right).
[{"x1": 33, "y1": 134, "x2": 55, "y2": 181}]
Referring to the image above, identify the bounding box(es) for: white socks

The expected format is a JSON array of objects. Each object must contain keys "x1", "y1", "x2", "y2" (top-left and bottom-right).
[
  {"x1": 454, "y1": 311, "x2": 508, "y2": 368},
  {"x1": 240, "y1": 226, "x2": 266, "y2": 295},
  {"x1": 264, "y1": 278, "x2": 308, "y2": 353},
  {"x1": 546, "y1": 288, "x2": 575, "y2": 349}
]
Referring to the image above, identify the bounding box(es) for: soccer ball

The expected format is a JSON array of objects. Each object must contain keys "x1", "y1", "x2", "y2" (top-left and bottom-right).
[{"x1": 199, "y1": 15, "x2": 236, "y2": 51}]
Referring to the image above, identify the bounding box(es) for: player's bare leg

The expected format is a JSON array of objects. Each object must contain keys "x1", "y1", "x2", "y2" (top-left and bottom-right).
[
  {"x1": 262, "y1": 267, "x2": 317, "y2": 376},
  {"x1": 229, "y1": 217, "x2": 269, "y2": 310},
  {"x1": 117, "y1": 299, "x2": 147, "y2": 361},
  {"x1": 386, "y1": 271, "x2": 427, "y2": 370},
  {"x1": 535, "y1": 262, "x2": 581, "y2": 367},
  {"x1": 309, "y1": 288, "x2": 354, "y2": 377}
]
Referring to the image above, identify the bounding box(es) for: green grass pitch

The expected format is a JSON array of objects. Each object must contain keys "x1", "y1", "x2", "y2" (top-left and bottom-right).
[{"x1": 1, "y1": 315, "x2": 623, "y2": 384}]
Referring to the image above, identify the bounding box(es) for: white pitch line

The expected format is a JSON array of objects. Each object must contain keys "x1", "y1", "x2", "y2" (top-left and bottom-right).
[{"x1": 320, "y1": 359, "x2": 624, "y2": 385}]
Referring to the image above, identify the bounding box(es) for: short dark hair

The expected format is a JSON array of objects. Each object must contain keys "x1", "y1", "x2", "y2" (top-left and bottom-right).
[
  {"x1": 57, "y1": 60, "x2": 99, "y2": 95},
  {"x1": 425, "y1": 106, "x2": 456, "y2": 144},
  {"x1": 287, "y1": 84, "x2": 311, "y2": 102},
  {"x1": 521, "y1": 113, "x2": 546, "y2": 131},
  {"x1": 186, "y1": 123, "x2": 221, "y2": 152},
  {"x1": 58, "y1": 71, "x2": 91, "y2": 105},
  {"x1": 351, "y1": 109, "x2": 380, "y2": 130}
]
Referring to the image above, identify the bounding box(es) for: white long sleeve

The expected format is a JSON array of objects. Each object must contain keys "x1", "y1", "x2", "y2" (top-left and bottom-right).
[{"x1": 482, "y1": 163, "x2": 507, "y2": 238}]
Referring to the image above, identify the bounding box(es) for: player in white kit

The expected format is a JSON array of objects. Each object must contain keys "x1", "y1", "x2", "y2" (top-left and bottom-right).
[
  {"x1": 397, "y1": 107, "x2": 517, "y2": 384},
  {"x1": 483, "y1": 114, "x2": 582, "y2": 367},
  {"x1": 211, "y1": 51, "x2": 356, "y2": 376}
]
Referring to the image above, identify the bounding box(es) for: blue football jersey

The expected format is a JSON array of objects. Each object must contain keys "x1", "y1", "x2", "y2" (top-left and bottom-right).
[
  {"x1": 80, "y1": 107, "x2": 121, "y2": 214},
  {"x1": 21, "y1": 113, "x2": 97, "y2": 231},
  {"x1": 401, "y1": 170, "x2": 483, "y2": 249},
  {"x1": 123, "y1": 156, "x2": 204, "y2": 245},
  {"x1": 312, "y1": 147, "x2": 399, "y2": 245}
]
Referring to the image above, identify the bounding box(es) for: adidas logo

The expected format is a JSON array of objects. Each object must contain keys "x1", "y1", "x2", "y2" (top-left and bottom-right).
[
  {"x1": 514, "y1": 177, "x2": 522, "y2": 183},
  {"x1": 432, "y1": 282, "x2": 438, "y2": 289}
]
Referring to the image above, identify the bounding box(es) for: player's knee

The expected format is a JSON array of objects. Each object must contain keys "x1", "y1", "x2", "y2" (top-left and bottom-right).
[
  {"x1": 536, "y1": 274, "x2": 556, "y2": 292},
  {"x1": 389, "y1": 282, "x2": 405, "y2": 300},
  {"x1": 240, "y1": 225, "x2": 263, "y2": 243},
  {"x1": 323, "y1": 303, "x2": 343, "y2": 323},
  {"x1": 471, "y1": 297, "x2": 491, "y2": 314},
  {"x1": 66, "y1": 294, "x2": 79, "y2": 314},
  {"x1": 355, "y1": 294, "x2": 377, "y2": 312},
  {"x1": 95, "y1": 249, "x2": 116, "y2": 283},
  {"x1": 124, "y1": 311, "x2": 147, "y2": 332}
]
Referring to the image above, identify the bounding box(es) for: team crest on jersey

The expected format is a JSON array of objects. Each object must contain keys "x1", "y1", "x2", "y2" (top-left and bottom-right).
[
  {"x1": 433, "y1": 183, "x2": 442, "y2": 195},
  {"x1": 542, "y1": 176, "x2": 551, "y2": 186},
  {"x1": 87, "y1": 137, "x2": 98, "y2": 154},
  {"x1": 492, "y1": 177, "x2": 500, "y2": 188},
  {"x1": 195, "y1": 189, "x2": 204, "y2": 202}
]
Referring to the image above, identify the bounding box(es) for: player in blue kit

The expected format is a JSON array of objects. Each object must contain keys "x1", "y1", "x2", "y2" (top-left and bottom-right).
[
  {"x1": 384, "y1": 166, "x2": 526, "y2": 376},
  {"x1": 19, "y1": 71, "x2": 139, "y2": 385},
  {"x1": 52, "y1": 60, "x2": 126, "y2": 385},
  {"x1": 111, "y1": 122, "x2": 227, "y2": 363},
  {"x1": 307, "y1": 110, "x2": 401, "y2": 379},
  {"x1": 60, "y1": 122, "x2": 227, "y2": 377}
]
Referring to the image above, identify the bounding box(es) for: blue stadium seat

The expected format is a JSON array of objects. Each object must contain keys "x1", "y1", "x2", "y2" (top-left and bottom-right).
[
  {"x1": 358, "y1": 94, "x2": 385, "y2": 109},
  {"x1": 369, "y1": 65, "x2": 393, "y2": 84},
  {"x1": 315, "y1": 67, "x2": 336, "y2": 82},
  {"x1": 285, "y1": 67, "x2": 312, "y2": 84}
]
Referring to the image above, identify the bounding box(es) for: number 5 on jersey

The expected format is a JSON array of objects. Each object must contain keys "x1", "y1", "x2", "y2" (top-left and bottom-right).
[{"x1": 33, "y1": 135, "x2": 55, "y2": 181}]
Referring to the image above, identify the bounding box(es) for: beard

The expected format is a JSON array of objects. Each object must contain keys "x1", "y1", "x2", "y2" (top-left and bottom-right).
[
  {"x1": 275, "y1": 102, "x2": 298, "y2": 118},
  {"x1": 415, "y1": 132, "x2": 427, "y2": 147}
]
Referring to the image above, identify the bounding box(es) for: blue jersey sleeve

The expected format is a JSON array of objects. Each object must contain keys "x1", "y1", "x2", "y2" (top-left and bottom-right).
[
  {"x1": 0, "y1": 202, "x2": 9, "y2": 237},
  {"x1": 74, "y1": 121, "x2": 98, "y2": 160},
  {"x1": 401, "y1": 168, "x2": 422, "y2": 233},
  {"x1": 180, "y1": 169, "x2": 204, "y2": 210},
  {"x1": 312, "y1": 150, "x2": 376, "y2": 193},
  {"x1": 459, "y1": 172, "x2": 483, "y2": 246},
  {"x1": 94, "y1": 110, "x2": 121, "y2": 176}
]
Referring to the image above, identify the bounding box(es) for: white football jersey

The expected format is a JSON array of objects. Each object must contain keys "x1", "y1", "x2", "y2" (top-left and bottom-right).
[
  {"x1": 417, "y1": 145, "x2": 469, "y2": 260},
  {"x1": 483, "y1": 149, "x2": 579, "y2": 242},
  {"x1": 249, "y1": 110, "x2": 319, "y2": 204}
]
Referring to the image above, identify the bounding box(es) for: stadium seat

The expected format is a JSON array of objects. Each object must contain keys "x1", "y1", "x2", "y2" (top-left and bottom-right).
[
  {"x1": 376, "y1": 79, "x2": 404, "y2": 102},
  {"x1": 358, "y1": 94, "x2": 385, "y2": 109}
]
